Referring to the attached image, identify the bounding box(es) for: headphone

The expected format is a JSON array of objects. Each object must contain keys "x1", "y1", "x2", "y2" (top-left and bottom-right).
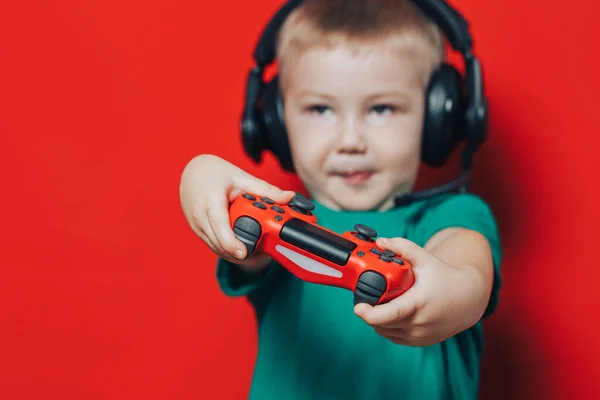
[{"x1": 240, "y1": 0, "x2": 489, "y2": 207}]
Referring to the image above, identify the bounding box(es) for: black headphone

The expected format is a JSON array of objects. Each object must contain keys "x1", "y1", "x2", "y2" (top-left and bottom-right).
[{"x1": 240, "y1": 0, "x2": 489, "y2": 206}]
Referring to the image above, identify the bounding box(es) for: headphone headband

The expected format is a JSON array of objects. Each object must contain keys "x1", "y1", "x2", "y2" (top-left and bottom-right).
[{"x1": 253, "y1": 0, "x2": 303, "y2": 66}]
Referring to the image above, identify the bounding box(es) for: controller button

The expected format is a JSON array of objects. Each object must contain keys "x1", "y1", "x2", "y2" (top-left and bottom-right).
[
  {"x1": 275, "y1": 215, "x2": 282, "y2": 221},
  {"x1": 271, "y1": 206, "x2": 285, "y2": 213},
  {"x1": 252, "y1": 201, "x2": 267, "y2": 210},
  {"x1": 289, "y1": 195, "x2": 315, "y2": 214},
  {"x1": 357, "y1": 251, "x2": 365, "y2": 257},
  {"x1": 379, "y1": 255, "x2": 392, "y2": 263},
  {"x1": 384, "y1": 250, "x2": 395, "y2": 257},
  {"x1": 370, "y1": 248, "x2": 383, "y2": 255},
  {"x1": 392, "y1": 258, "x2": 405, "y2": 265},
  {"x1": 261, "y1": 197, "x2": 274, "y2": 204},
  {"x1": 242, "y1": 193, "x2": 256, "y2": 201},
  {"x1": 353, "y1": 224, "x2": 377, "y2": 241}
]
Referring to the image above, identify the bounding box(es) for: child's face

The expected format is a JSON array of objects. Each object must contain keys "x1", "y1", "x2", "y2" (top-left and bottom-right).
[{"x1": 283, "y1": 41, "x2": 426, "y2": 211}]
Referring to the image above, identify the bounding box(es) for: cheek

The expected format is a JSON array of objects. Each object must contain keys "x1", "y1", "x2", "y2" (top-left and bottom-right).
[
  {"x1": 284, "y1": 107, "x2": 331, "y2": 174},
  {"x1": 374, "y1": 115, "x2": 424, "y2": 168},
  {"x1": 377, "y1": 139, "x2": 421, "y2": 174}
]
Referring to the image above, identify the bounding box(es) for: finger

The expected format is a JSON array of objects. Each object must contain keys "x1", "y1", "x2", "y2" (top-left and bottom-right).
[
  {"x1": 200, "y1": 233, "x2": 249, "y2": 264},
  {"x1": 234, "y1": 175, "x2": 296, "y2": 204},
  {"x1": 354, "y1": 293, "x2": 418, "y2": 327},
  {"x1": 375, "y1": 237, "x2": 426, "y2": 265},
  {"x1": 193, "y1": 207, "x2": 228, "y2": 256},
  {"x1": 207, "y1": 193, "x2": 247, "y2": 260},
  {"x1": 201, "y1": 237, "x2": 246, "y2": 265},
  {"x1": 372, "y1": 327, "x2": 412, "y2": 346},
  {"x1": 196, "y1": 229, "x2": 221, "y2": 255},
  {"x1": 370, "y1": 314, "x2": 415, "y2": 330},
  {"x1": 373, "y1": 326, "x2": 408, "y2": 339}
]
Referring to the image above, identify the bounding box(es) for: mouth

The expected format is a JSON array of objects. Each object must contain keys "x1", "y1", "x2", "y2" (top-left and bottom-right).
[{"x1": 331, "y1": 170, "x2": 376, "y2": 185}]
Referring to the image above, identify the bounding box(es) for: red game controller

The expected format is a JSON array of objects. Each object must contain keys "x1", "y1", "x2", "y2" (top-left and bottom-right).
[{"x1": 228, "y1": 192, "x2": 415, "y2": 306}]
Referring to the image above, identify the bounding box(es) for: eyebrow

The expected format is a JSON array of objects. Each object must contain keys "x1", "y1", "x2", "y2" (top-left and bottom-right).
[
  {"x1": 365, "y1": 91, "x2": 412, "y2": 103},
  {"x1": 296, "y1": 90, "x2": 413, "y2": 103},
  {"x1": 297, "y1": 91, "x2": 336, "y2": 101}
]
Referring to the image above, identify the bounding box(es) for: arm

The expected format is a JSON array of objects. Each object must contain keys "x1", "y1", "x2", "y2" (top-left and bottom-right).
[
  {"x1": 424, "y1": 227, "x2": 495, "y2": 324},
  {"x1": 179, "y1": 154, "x2": 295, "y2": 296},
  {"x1": 354, "y1": 194, "x2": 502, "y2": 346}
]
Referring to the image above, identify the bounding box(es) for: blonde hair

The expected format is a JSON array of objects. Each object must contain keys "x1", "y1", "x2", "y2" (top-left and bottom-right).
[{"x1": 275, "y1": 0, "x2": 446, "y2": 91}]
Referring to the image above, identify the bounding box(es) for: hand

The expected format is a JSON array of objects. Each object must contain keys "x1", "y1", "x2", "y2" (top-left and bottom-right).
[
  {"x1": 354, "y1": 237, "x2": 487, "y2": 347},
  {"x1": 179, "y1": 154, "x2": 296, "y2": 271}
]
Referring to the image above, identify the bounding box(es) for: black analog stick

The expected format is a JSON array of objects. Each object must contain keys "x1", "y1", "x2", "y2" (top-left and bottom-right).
[
  {"x1": 353, "y1": 224, "x2": 377, "y2": 241},
  {"x1": 289, "y1": 196, "x2": 315, "y2": 214}
]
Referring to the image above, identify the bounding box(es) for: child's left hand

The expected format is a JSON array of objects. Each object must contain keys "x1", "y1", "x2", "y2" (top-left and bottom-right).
[{"x1": 354, "y1": 236, "x2": 491, "y2": 347}]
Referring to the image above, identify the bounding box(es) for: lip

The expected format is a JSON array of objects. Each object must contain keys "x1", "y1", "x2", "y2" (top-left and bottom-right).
[{"x1": 332, "y1": 170, "x2": 375, "y2": 185}]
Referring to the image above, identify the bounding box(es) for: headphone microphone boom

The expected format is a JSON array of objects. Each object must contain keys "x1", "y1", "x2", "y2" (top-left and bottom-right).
[{"x1": 240, "y1": 0, "x2": 489, "y2": 208}]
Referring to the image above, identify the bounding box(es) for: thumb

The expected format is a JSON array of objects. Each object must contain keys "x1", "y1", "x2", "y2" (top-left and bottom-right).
[
  {"x1": 354, "y1": 291, "x2": 418, "y2": 326},
  {"x1": 354, "y1": 237, "x2": 424, "y2": 326},
  {"x1": 375, "y1": 237, "x2": 426, "y2": 265},
  {"x1": 234, "y1": 174, "x2": 295, "y2": 204}
]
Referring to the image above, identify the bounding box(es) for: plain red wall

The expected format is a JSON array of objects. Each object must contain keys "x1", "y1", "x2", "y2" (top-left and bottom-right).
[{"x1": 1, "y1": 0, "x2": 599, "y2": 398}]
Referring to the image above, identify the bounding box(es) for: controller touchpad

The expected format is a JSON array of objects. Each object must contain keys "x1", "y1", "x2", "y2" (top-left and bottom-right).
[{"x1": 279, "y1": 218, "x2": 357, "y2": 266}]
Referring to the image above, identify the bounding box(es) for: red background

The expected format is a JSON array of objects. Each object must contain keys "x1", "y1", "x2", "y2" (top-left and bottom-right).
[{"x1": 1, "y1": 0, "x2": 598, "y2": 398}]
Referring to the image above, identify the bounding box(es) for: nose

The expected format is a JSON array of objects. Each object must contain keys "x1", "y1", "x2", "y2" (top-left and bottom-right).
[{"x1": 337, "y1": 115, "x2": 367, "y2": 154}]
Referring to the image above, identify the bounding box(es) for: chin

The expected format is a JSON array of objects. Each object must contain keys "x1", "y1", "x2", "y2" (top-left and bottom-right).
[
  {"x1": 320, "y1": 182, "x2": 394, "y2": 211},
  {"x1": 338, "y1": 193, "x2": 391, "y2": 211}
]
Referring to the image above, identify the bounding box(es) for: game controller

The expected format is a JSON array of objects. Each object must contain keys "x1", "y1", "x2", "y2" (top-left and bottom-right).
[{"x1": 228, "y1": 192, "x2": 415, "y2": 306}]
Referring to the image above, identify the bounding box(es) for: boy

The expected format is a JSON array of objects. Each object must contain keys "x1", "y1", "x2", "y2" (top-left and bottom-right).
[{"x1": 179, "y1": 0, "x2": 502, "y2": 398}]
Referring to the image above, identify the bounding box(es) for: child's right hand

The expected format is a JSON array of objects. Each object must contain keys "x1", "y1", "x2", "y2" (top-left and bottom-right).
[{"x1": 179, "y1": 154, "x2": 296, "y2": 272}]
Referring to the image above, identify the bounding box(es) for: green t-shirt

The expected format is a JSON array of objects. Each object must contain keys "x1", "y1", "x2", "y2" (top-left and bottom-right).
[{"x1": 216, "y1": 193, "x2": 502, "y2": 400}]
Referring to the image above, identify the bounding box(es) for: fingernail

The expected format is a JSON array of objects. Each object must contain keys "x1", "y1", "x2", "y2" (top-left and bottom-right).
[
  {"x1": 378, "y1": 238, "x2": 389, "y2": 246},
  {"x1": 235, "y1": 248, "x2": 245, "y2": 259},
  {"x1": 354, "y1": 304, "x2": 364, "y2": 315}
]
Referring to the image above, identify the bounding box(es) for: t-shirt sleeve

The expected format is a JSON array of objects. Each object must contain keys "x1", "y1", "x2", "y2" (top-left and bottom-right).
[
  {"x1": 419, "y1": 194, "x2": 503, "y2": 319},
  {"x1": 216, "y1": 257, "x2": 280, "y2": 298}
]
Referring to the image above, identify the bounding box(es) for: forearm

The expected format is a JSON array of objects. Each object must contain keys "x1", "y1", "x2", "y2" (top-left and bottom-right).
[{"x1": 424, "y1": 227, "x2": 495, "y2": 320}]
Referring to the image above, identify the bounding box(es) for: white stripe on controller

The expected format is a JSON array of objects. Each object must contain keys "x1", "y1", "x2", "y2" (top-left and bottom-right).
[{"x1": 275, "y1": 245, "x2": 342, "y2": 278}]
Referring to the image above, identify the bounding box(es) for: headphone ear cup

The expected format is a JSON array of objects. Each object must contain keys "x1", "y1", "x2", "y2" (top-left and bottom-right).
[
  {"x1": 421, "y1": 63, "x2": 464, "y2": 167},
  {"x1": 260, "y1": 74, "x2": 295, "y2": 172},
  {"x1": 241, "y1": 68, "x2": 268, "y2": 164}
]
